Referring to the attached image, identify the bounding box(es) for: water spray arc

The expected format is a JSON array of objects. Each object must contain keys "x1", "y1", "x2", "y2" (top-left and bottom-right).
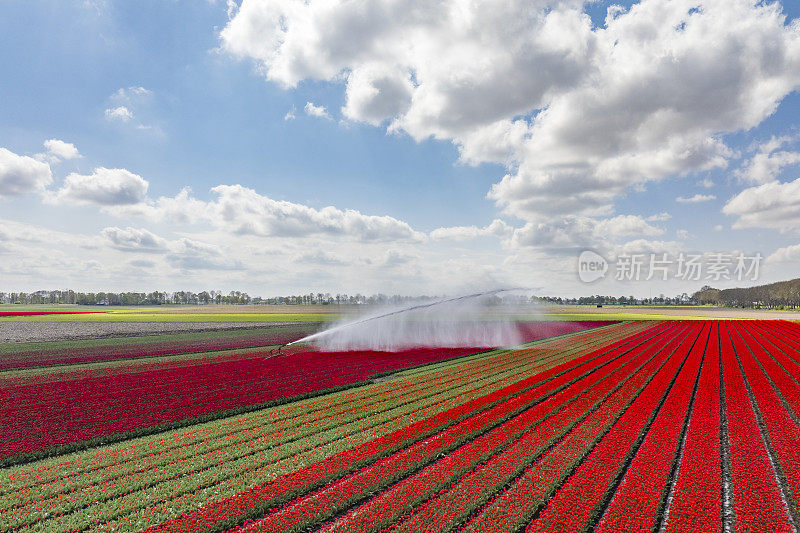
[{"x1": 268, "y1": 287, "x2": 529, "y2": 356}]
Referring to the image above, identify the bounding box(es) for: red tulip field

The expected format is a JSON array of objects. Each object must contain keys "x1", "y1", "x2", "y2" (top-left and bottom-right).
[{"x1": 3, "y1": 318, "x2": 800, "y2": 532}]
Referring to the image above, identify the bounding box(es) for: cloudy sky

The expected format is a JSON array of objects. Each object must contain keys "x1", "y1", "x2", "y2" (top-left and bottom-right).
[{"x1": 1, "y1": 0, "x2": 800, "y2": 297}]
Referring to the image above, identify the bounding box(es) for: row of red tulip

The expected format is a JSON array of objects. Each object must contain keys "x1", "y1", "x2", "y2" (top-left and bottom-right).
[
  {"x1": 234, "y1": 323, "x2": 676, "y2": 533},
  {"x1": 0, "y1": 346, "x2": 485, "y2": 459},
  {"x1": 145, "y1": 324, "x2": 665, "y2": 533},
  {"x1": 0, "y1": 324, "x2": 647, "y2": 532},
  {"x1": 596, "y1": 322, "x2": 711, "y2": 533},
  {"x1": 6, "y1": 324, "x2": 628, "y2": 444},
  {"x1": 2, "y1": 320, "x2": 610, "y2": 371},
  {"x1": 740, "y1": 320, "x2": 800, "y2": 367},
  {"x1": 4, "y1": 346, "x2": 484, "y2": 436},
  {"x1": 729, "y1": 322, "x2": 800, "y2": 523},
  {"x1": 720, "y1": 323, "x2": 794, "y2": 533},
  {"x1": 88, "y1": 323, "x2": 643, "y2": 532},
  {"x1": 744, "y1": 320, "x2": 800, "y2": 419},
  {"x1": 320, "y1": 324, "x2": 675, "y2": 533},
  {"x1": 3, "y1": 322, "x2": 636, "y2": 500},
  {"x1": 5, "y1": 329, "x2": 612, "y2": 520},
  {"x1": 662, "y1": 322, "x2": 723, "y2": 532},
  {"x1": 453, "y1": 324, "x2": 688, "y2": 532},
  {"x1": 524, "y1": 323, "x2": 704, "y2": 533},
  {"x1": 4, "y1": 323, "x2": 618, "y2": 414},
  {"x1": 382, "y1": 323, "x2": 683, "y2": 533},
  {"x1": 127, "y1": 319, "x2": 800, "y2": 533},
  {"x1": 1, "y1": 352, "x2": 524, "y2": 519}
]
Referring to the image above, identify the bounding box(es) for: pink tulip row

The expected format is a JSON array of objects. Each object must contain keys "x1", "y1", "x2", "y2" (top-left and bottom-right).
[{"x1": 0, "y1": 310, "x2": 107, "y2": 316}]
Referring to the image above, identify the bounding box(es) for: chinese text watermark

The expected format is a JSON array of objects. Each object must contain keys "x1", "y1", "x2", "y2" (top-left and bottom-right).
[{"x1": 578, "y1": 251, "x2": 762, "y2": 283}]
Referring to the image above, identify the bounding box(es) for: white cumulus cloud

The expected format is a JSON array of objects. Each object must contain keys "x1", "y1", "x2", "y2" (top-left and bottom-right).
[
  {"x1": 101, "y1": 226, "x2": 168, "y2": 252},
  {"x1": 430, "y1": 219, "x2": 512, "y2": 241},
  {"x1": 111, "y1": 187, "x2": 207, "y2": 224},
  {"x1": 209, "y1": 184, "x2": 425, "y2": 241},
  {"x1": 509, "y1": 214, "x2": 664, "y2": 253},
  {"x1": 595, "y1": 215, "x2": 665, "y2": 238},
  {"x1": 767, "y1": 242, "x2": 800, "y2": 263},
  {"x1": 50, "y1": 167, "x2": 149, "y2": 206},
  {"x1": 114, "y1": 86, "x2": 152, "y2": 99},
  {"x1": 304, "y1": 101, "x2": 331, "y2": 119},
  {"x1": 723, "y1": 178, "x2": 800, "y2": 232},
  {"x1": 646, "y1": 212, "x2": 672, "y2": 222},
  {"x1": 105, "y1": 106, "x2": 133, "y2": 122},
  {"x1": 41, "y1": 139, "x2": 81, "y2": 162},
  {"x1": 697, "y1": 177, "x2": 714, "y2": 189},
  {"x1": 166, "y1": 237, "x2": 242, "y2": 270},
  {"x1": 111, "y1": 184, "x2": 427, "y2": 243},
  {"x1": 220, "y1": 0, "x2": 800, "y2": 224},
  {"x1": 735, "y1": 135, "x2": 800, "y2": 184},
  {"x1": 0, "y1": 147, "x2": 53, "y2": 197},
  {"x1": 676, "y1": 194, "x2": 716, "y2": 203}
]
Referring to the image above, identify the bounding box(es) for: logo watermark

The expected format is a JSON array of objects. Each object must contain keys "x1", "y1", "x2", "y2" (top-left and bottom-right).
[
  {"x1": 578, "y1": 250, "x2": 609, "y2": 283},
  {"x1": 577, "y1": 251, "x2": 762, "y2": 283}
]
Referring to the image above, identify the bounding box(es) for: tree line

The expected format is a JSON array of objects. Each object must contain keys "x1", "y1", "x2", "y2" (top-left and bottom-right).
[
  {"x1": 534, "y1": 294, "x2": 693, "y2": 305},
  {"x1": 9, "y1": 281, "x2": 798, "y2": 308},
  {"x1": 0, "y1": 290, "x2": 445, "y2": 306},
  {"x1": 692, "y1": 278, "x2": 800, "y2": 309},
  {"x1": 1, "y1": 289, "x2": 698, "y2": 307}
]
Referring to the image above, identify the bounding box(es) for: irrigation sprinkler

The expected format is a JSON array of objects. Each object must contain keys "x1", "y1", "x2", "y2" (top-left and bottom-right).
[{"x1": 263, "y1": 287, "x2": 530, "y2": 358}]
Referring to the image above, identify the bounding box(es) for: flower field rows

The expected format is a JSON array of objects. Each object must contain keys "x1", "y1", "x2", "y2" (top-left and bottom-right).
[
  {"x1": 4, "y1": 319, "x2": 800, "y2": 531},
  {"x1": 0, "y1": 320, "x2": 638, "y2": 531},
  {"x1": 0, "y1": 346, "x2": 487, "y2": 462},
  {"x1": 0, "y1": 320, "x2": 606, "y2": 370},
  {"x1": 0, "y1": 325, "x2": 321, "y2": 369},
  {"x1": 0, "y1": 320, "x2": 610, "y2": 464}
]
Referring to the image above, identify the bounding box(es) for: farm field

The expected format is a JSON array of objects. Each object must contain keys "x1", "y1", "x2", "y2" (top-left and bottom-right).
[
  {"x1": 0, "y1": 324, "x2": 323, "y2": 369},
  {"x1": 9, "y1": 2, "x2": 800, "y2": 532},
  {"x1": 2, "y1": 318, "x2": 800, "y2": 531},
  {"x1": 0, "y1": 320, "x2": 606, "y2": 465}
]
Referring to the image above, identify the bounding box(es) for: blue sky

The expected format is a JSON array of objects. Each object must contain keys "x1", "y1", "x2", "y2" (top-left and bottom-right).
[
  {"x1": 0, "y1": 1, "x2": 499, "y2": 227},
  {"x1": 1, "y1": 0, "x2": 800, "y2": 297}
]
